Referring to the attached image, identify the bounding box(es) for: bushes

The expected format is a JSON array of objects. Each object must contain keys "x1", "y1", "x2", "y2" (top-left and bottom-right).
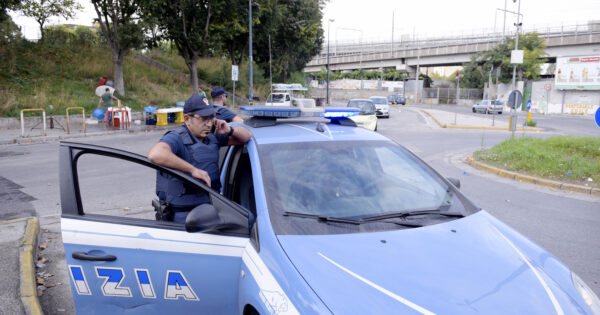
[{"x1": 42, "y1": 25, "x2": 99, "y2": 46}]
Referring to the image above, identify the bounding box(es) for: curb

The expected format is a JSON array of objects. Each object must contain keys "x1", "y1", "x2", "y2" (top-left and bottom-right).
[
  {"x1": 0, "y1": 127, "x2": 175, "y2": 146},
  {"x1": 420, "y1": 109, "x2": 545, "y2": 132},
  {"x1": 465, "y1": 155, "x2": 600, "y2": 197},
  {"x1": 0, "y1": 217, "x2": 42, "y2": 315}
]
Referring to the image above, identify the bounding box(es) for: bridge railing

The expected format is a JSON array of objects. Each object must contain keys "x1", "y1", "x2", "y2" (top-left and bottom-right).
[{"x1": 318, "y1": 22, "x2": 599, "y2": 60}]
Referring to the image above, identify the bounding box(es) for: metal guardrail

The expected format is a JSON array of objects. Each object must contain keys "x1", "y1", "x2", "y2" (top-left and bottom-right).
[{"x1": 66, "y1": 107, "x2": 86, "y2": 134}]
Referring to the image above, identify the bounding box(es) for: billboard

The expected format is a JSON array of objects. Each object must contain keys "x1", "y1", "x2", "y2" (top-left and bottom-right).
[{"x1": 554, "y1": 56, "x2": 600, "y2": 90}]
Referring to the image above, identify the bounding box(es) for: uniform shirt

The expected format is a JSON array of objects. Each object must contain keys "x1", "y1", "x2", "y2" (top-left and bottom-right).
[
  {"x1": 214, "y1": 105, "x2": 237, "y2": 122},
  {"x1": 158, "y1": 125, "x2": 229, "y2": 206}
]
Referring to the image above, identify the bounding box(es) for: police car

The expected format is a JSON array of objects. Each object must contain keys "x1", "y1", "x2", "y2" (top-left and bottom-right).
[{"x1": 59, "y1": 107, "x2": 599, "y2": 314}]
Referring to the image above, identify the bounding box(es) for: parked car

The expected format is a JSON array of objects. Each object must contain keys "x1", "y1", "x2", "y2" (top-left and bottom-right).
[
  {"x1": 347, "y1": 99, "x2": 378, "y2": 131},
  {"x1": 388, "y1": 94, "x2": 406, "y2": 105},
  {"x1": 369, "y1": 96, "x2": 390, "y2": 118},
  {"x1": 472, "y1": 100, "x2": 504, "y2": 114}
]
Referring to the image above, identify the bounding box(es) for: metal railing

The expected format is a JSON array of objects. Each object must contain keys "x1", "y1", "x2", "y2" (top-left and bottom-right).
[
  {"x1": 316, "y1": 22, "x2": 600, "y2": 61},
  {"x1": 65, "y1": 107, "x2": 86, "y2": 134},
  {"x1": 20, "y1": 109, "x2": 46, "y2": 137}
]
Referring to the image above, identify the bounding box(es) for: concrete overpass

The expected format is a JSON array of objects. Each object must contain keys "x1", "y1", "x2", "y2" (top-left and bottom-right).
[{"x1": 304, "y1": 22, "x2": 600, "y2": 76}]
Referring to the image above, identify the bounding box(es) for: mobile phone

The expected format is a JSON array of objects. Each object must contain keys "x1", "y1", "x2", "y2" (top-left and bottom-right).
[{"x1": 211, "y1": 124, "x2": 216, "y2": 134}]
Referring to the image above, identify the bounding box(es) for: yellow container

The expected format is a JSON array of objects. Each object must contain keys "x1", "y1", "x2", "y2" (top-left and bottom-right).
[
  {"x1": 156, "y1": 112, "x2": 168, "y2": 126},
  {"x1": 175, "y1": 111, "x2": 184, "y2": 123}
]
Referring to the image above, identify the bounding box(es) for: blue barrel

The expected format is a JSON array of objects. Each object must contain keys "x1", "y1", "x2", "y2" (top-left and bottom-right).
[{"x1": 144, "y1": 106, "x2": 157, "y2": 125}]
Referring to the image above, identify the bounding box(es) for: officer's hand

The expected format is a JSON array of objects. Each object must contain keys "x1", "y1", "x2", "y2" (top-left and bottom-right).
[
  {"x1": 214, "y1": 119, "x2": 230, "y2": 135},
  {"x1": 191, "y1": 168, "x2": 211, "y2": 187}
]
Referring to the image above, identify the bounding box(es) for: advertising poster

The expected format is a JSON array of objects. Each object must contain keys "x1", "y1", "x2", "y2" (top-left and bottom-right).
[{"x1": 554, "y1": 56, "x2": 600, "y2": 90}]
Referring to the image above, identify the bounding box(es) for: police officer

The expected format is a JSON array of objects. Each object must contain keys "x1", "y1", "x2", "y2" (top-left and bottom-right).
[
  {"x1": 147, "y1": 94, "x2": 252, "y2": 223},
  {"x1": 210, "y1": 86, "x2": 243, "y2": 122}
]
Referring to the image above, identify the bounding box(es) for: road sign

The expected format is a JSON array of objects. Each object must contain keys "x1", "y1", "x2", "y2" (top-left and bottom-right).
[
  {"x1": 595, "y1": 107, "x2": 600, "y2": 128},
  {"x1": 511, "y1": 50, "x2": 524, "y2": 64},
  {"x1": 508, "y1": 90, "x2": 523, "y2": 110},
  {"x1": 544, "y1": 83, "x2": 552, "y2": 91},
  {"x1": 526, "y1": 99, "x2": 531, "y2": 111},
  {"x1": 231, "y1": 65, "x2": 239, "y2": 81}
]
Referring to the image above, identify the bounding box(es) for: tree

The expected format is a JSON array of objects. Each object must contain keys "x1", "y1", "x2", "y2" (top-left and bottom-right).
[
  {"x1": 92, "y1": 0, "x2": 144, "y2": 96},
  {"x1": 254, "y1": 0, "x2": 323, "y2": 82},
  {"x1": 1, "y1": 0, "x2": 20, "y2": 22},
  {"x1": 140, "y1": 0, "x2": 212, "y2": 93},
  {"x1": 18, "y1": 0, "x2": 81, "y2": 40},
  {"x1": 460, "y1": 33, "x2": 547, "y2": 89}
]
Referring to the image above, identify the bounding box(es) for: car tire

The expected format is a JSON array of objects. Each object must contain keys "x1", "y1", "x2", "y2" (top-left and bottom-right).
[
  {"x1": 472, "y1": 108, "x2": 476, "y2": 113},
  {"x1": 498, "y1": 111, "x2": 502, "y2": 115}
]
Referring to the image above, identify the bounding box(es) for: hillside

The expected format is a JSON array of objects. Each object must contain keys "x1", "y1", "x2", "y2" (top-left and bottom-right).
[{"x1": 0, "y1": 42, "x2": 264, "y2": 118}]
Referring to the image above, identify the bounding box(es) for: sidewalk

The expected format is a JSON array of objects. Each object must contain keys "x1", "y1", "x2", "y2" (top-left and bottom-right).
[
  {"x1": 418, "y1": 107, "x2": 545, "y2": 131},
  {"x1": 0, "y1": 115, "x2": 178, "y2": 146},
  {"x1": 0, "y1": 218, "x2": 40, "y2": 315}
]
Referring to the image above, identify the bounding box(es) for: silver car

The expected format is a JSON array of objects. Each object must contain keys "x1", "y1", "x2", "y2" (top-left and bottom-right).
[
  {"x1": 472, "y1": 100, "x2": 504, "y2": 114},
  {"x1": 369, "y1": 96, "x2": 390, "y2": 118}
]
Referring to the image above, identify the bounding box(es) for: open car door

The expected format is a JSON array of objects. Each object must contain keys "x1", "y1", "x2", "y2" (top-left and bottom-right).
[{"x1": 59, "y1": 142, "x2": 252, "y2": 314}]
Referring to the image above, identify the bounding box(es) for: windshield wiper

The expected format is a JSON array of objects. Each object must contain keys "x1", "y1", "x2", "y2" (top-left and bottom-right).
[
  {"x1": 283, "y1": 211, "x2": 361, "y2": 225},
  {"x1": 360, "y1": 208, "x2": 464, "y2": 222}
]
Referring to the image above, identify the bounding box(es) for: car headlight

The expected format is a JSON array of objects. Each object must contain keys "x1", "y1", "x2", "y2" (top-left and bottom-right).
[{"x1": 572, "y1": 271, "x2": 600, "y2": 314}]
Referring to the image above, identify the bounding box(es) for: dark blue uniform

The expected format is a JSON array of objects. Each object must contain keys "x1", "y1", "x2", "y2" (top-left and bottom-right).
[
  {"x1": 156, "y1": 125, "x2": 229, "y2": 222},
  {"x1": 215, "y1": 106, "x2": 237, "y2": 122}
]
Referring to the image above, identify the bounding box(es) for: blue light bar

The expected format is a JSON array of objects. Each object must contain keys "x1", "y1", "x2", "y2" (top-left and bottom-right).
[
  {"x1": 240, "y1": 106, "x2": 301, "y2": 118},
  {"x1": 322, "y1": 108, "x2": 360, "y2": 118}
]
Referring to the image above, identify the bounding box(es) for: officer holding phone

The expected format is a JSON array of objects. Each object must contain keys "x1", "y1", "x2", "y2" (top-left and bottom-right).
[{"x1": 147, "y1": 94, "x2": 252, "y2": 223}]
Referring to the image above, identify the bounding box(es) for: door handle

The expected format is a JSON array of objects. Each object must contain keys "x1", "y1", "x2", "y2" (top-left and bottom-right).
[{"x1": 72, "y1": 251, "x2": 117, "y2": 261}]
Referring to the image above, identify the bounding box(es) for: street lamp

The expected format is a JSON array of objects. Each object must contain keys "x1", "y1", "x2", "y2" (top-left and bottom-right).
[{"x1": 326, "y1": 18, "x2": 334, "y2": 105}]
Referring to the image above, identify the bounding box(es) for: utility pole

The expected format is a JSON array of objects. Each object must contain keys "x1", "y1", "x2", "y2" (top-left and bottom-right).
[
  {"x1": 269, "y1": 34, "x2": 272, "y2": 98},
  {"x1": 248, "y1": 0, "x2": 253, "y2": 105},
  {"x1": 326, "y1": 19, "x2": 334, "y2": 105},
  {"x1": 510, "y1": 0, "x2": 522, "y2": 138}
]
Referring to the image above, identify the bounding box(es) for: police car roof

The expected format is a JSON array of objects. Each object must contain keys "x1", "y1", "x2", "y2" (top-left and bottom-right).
[{"x1": 244, "y1": 119, "x2": 389, "y2": 145}]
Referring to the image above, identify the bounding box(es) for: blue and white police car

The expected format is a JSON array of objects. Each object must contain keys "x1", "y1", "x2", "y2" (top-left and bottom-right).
[{"x1": 59, "y1": 107, "x2": 599, "y2": 314}]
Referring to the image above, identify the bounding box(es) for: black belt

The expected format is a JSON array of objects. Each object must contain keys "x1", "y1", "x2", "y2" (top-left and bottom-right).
[{"x1": 171, "y1": 206, "x2": 195, "y2": 213}]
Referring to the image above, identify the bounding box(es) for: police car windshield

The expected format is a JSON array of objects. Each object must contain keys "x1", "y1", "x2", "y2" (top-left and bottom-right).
[
  {"x1": 268, "y1": 93, "x2": 285, "y2": 103},
  {"x1": 259, "y1": 141, "x2": 467, "y2": 234}
]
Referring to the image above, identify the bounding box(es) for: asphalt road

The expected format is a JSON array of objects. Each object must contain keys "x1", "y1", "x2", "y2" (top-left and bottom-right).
[{"x1": 0, "y1": 107, "x2": 598, "y2": 313}]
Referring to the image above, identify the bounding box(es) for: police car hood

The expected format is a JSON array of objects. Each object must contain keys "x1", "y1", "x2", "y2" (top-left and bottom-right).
[{"x1": 277, "y1": 211, "x2": 580, "y2": 314}]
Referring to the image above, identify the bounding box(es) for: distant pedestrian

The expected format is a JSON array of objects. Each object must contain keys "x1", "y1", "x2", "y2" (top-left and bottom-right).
[
  {"x1": 211, "y1": 86, "x2": 242, "y2": 122},
  {"x1": 197, "y1": 87, "x2": 206, "y2": 97},
  {"x1": 98, "y1": 88, "x2": 120, "y2": 111}
]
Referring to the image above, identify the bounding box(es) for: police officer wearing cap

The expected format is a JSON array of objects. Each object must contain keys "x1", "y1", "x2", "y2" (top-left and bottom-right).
[
  {"x1": 211, "y1": 86, "x2": 243, "y2": 122},
  {"x1": 148, "y1": 94, "x2": 252, "y2": 223}
]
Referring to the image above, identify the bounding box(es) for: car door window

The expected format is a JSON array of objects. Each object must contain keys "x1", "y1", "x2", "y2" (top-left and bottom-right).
[{"x1": 222, "y1": 145, "x2": 256, "y2": 217}]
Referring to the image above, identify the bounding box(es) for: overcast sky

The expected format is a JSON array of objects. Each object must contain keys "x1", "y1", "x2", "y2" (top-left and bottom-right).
[{"x1": 9, "y1": 0, "x2": 600, "y2": 41}]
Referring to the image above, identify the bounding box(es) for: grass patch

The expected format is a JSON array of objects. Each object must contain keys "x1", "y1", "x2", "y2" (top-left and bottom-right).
[
  {"x1": 0, "y1": 42, "x2": 271, "y2": 117},
  {"x1": 473, "y1": 136, "x2": 600, "y2": 186}
]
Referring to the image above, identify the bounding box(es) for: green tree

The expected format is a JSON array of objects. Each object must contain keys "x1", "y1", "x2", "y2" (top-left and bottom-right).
[
  {"x1": 0, "y1": 0, "x2": 20, "y2": 22},
  {"x1": 254, "y1": 0, "x2": 323, "y2": 82},
  {"x1": 18, "y1": 0, "x2": 81, "y2": 40},
  {"x1": 460, "y1": 32, "x2": 547, "y2": 88},
  {"x1": 92, "y1": 0, "x2": 144, "y2": 96},
  {"x1": 140, "y1": 0, "x2": 213, "y2": 93}
]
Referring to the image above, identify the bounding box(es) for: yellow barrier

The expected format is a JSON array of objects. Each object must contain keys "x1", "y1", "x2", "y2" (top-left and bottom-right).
[
  {"x1": 66, "y1": 107, "x2": 86, "y2": 134},
  {"x1": 175, "y1": 111, "x2": 184, "y2": 123},
  {"x1": 20, "y1": 109, "x2": 46, "y2": 137},
  {"x1": 156, "y1": 112, "x2": 168, "y2": 126}
]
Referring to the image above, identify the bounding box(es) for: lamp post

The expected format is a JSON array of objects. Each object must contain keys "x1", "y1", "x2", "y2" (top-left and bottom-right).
[
  {"x1": 326, "y1": 18, "x2": 334, "y2": 105},
  {"x1": 509, "y1": 0, "x2": 522, "y2": 138},
  {"x1": 248, "y1": 0, "x2": 253, "y2": 105}
]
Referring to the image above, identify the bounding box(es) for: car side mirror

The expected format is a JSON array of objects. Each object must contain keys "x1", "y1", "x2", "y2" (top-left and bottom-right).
[
  {"x1": 447, "y1": 177, "x2": 461, "y2": 189},
  {"x1": 185, "y1": 204, "x2": 221, "y2": 233}
]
